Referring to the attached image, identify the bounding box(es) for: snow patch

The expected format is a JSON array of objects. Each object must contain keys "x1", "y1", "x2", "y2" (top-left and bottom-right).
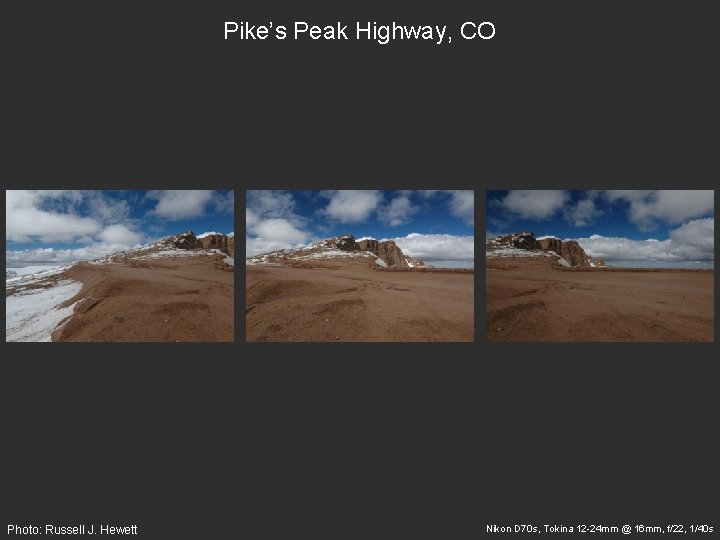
[
  {"x1": 6, "y1": 280, "x2": 83, "y2": 342},
  {"x1": 140, "y1": 249, "x2": 225, "y2": 259},
  {"x1": 486, "y1": 247, "x2": 558, "y2": 258}
]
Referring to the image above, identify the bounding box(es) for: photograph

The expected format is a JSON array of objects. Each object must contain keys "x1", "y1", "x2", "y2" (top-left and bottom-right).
[
  {"x1": 486, "y1": 190, "x2": 714, "y2": 342},
  {"x1": 6, "y1": 190, "x2": 234, "y2": 342},
  {"x1": 245, "y1": 190, "x2": 474, "y2": 342}
]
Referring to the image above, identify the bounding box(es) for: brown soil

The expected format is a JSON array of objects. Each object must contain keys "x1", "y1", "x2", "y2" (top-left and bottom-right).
[
  {"x1": 486, "y1": 257, "x2": 714, "y2": 342},
  {"x1": 246, "y1": 260, "x2": 474, "y2": 342},
  {"x1": 51, "y1": 257, "x2": 234, "y2": 342}
]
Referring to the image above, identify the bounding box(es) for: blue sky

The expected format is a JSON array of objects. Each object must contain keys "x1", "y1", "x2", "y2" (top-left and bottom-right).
[
  {"x1": 246, "y1": 190, "x2": 474, "y2": 267},
  {"x1": 487, "y1": 190, "x2": 714, "y2": 267},
  {"x1": 6, "y1": 190, "x2": 234, "y2": 266}
]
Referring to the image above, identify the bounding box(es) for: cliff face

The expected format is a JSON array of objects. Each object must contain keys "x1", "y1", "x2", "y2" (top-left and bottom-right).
[
  {"x1": 200, "y1": 233, "x2": 233, "y2": 256},
  {"x1": 357, "y1": 238, "x2": 424, "y2": 267},
  {"x1": 538, "y1": 238, "x2": 592, "y2": 267}
]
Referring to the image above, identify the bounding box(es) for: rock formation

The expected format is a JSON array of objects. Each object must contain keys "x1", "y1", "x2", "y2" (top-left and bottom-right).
[
  {"x1": 405, "y1": 257, "x2": 425, "y2": 268},
  {"x1": 487, "y1": 232, "x2": 607, "y2": 268},
  {"x1": 171, "y1": 231, "x2": 233, "y2": 256},
  {"x1": 200, "y1": 233, "x2": 233, "y2": 256},
  {"x1": 357, "y1": 238, "x2": 425, "y2": 267},
  {"x1": 538, "y1": 238, "x2": 597, "y2": 267},
  {"x1": 173, "y1": 231, "x2": 203, "y2": 250},
  {"x1": 247, "y1": 234, "x2": 428, "y2": 268},
  {"x1": 489, "y1": 231, "x2": 542, "y2": 251},
  {"x1": 335, "y1": 234, "x2": 359, "y2": 252}
]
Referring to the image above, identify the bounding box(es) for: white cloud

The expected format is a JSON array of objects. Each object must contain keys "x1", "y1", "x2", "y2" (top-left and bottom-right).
[
  {"x1": 214, "y1": 190, "x2": 234, "y2": 214},
  {"x1": 252, "y1": 218, "x2": 309, "y2": 243},
  {"x1": 246, "y1": 208, "x2": 258, "y2": 229},
  {"x1": 97, "y1": 224, "x2": 144, "y2": 245},
  {"x1": 415, "y1": 190, "x2": 474, "y2": 225},
  {"x1": 604, "y1": 190, "x2": 714, "y2": 230},
  {"x1": 247, "y1": 190, "x2": 298, "y2": 220},
  {"x1": 447, "y1": 190, "x2": 474, "y2": 225},
  {"x1": 246, "y1": 191, "x2": 312, "y2": 256},
  {"x1": 6, "y1": 242, "x2": 143, "y2": 266},
  {"x1": 564, "y1": 193, "x2": 602, "y2": 227},
  {"x1": 385, "y1": 233, "x2": 474, "y2": 262},
  {"x1": 85, "y1": 191, "x2": 131, "y2": 223},
  {"x1": 6, "y1": 190, "x2": 102, "y2": 242},
  {"x1": 577, "y1": 218, "x2": 714, "y2": 264},
  {"x1": 497, "y1": 190, "x2": 568, "y2": 220},
  {"x1": 319, "y1": 190, "x2": 383, "y2": 223},
  {"x1": 380, "y1": 193, "x2": 419, "y2": 226},
  {"x1": 147, "y1": 190, "x2": 215, "y2": 220},
  {"x1": 245, "y1": 237, "x2": 309, "y2": 257}
]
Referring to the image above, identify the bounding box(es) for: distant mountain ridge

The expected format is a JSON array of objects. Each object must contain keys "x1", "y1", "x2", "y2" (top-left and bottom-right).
[
  {"x1": 89, "y1": 231, "x2": 234, "y2": 265},
  {"x1": 486, "y1": 231, "x2": 607, "y2": 268},
  {"x1": 247, "y1": 234, "x2": 429, "y2": 268}
]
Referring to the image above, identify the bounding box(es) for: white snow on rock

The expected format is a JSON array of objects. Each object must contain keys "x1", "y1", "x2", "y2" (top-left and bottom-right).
[
  {"x1": 139, "y1": 248, "x2": 226, "y2": 259},
  {"x1": 197, "y1": 231, "x2": 222, "y2": 238},
  {"x1": 356, "y1": 236, "x2": 376, "y2": 242},
  {"x1": 486, "y1": 247, "x2": 557, "y2": 258},
  {"x1": 223, "y1": 257, "x2": 235, "y2": 266},
  {"x1": 487, "y1": 246, "x2": 571, "y2": 266},
  {"x1": 6, "y1": 280, "x2": 83, "y2": 342},
  {"x1": 297, "y1": 250, "x2": 365, "y2": 260},
  {"x1": 374, "y1": 258, "x2": 387, "y2": 267}
]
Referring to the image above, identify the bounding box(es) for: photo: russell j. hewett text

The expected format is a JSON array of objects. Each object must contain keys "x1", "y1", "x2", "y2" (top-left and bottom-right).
[{"x1": 8, "y1": 524, "x2": 138, "y2": 535}]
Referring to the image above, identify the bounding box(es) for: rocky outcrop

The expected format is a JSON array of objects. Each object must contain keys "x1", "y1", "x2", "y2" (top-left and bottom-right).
[
  {"x1": 246, "y1": 234, "x2": 428, "y2": 268},
  {"x1": 335, "y1": 234, "x2": 360, "y2": 252},
  {"x1": 357, "y1": 238, "x2": 426, "y2": 267},
  {"x1": 357, "y1": 238, "x2": 379, "y2": 255},
  {"x1": 200, "y1": 233, "x2": 232, "y2": 256},
  {"x1": 378, "y1": 240, "x2": 406, "y2": 267},
  {"x1": 538, "y1": 238, "x2": 591, "y2": 267},
  {"x1": 173, "y1": 231, "x2": 203, "y2": 250},
  {"x1": 487, "y1": 232, "x2": 542, "y2": 251},
  {"x1": 168, "y1": 231, "x2": 234, "y2": 256},
  {"x1": 405, "y1": 257, "x2": 426, "y2": 268},
  {"x1": 488, "y1": 232, "x2": 607, "y2": 268}
]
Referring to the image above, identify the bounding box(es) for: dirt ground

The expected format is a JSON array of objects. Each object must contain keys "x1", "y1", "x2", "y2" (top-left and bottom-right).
[
  {"x1": 245, "y1": 261, "x2": 474, "y2": 342},
  {"x1": 51, "y1": 257, "x2": 234, "y2": 342},
  {"x1": 486, "y1": 258, "x2": 714, "y2": 342}
]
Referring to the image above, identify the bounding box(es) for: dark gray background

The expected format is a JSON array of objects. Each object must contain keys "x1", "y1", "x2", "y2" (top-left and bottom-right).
[{"x1": 2, "y1": 0, "x2": 717, "y2": 538}]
